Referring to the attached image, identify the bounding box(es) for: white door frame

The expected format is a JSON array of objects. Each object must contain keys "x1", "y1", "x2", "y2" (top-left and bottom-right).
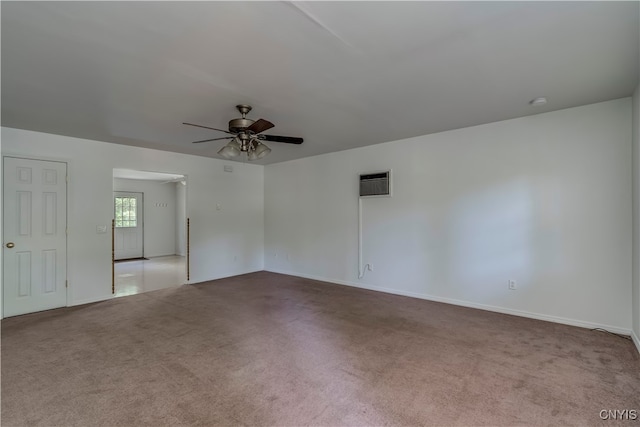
[{"x1": 2, "y1": 155, "x2": 69, "y2": 317}]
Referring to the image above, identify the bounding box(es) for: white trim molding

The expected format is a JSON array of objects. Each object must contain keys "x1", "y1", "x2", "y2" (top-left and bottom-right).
[
  {"x1": 70, "y1": 294, "x2": 116, "y2": 307},
  {"x1": 266, "y1": 268, "x2": 633, "y2": 336},
  {"x1": 632, "y1": 330, "x2": 640, "y2": 355}
]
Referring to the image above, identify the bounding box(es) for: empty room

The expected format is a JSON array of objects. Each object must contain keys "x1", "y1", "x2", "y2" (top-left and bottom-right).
[{"x1": 1, "y1": 2, "x2": 639, "y2": 426}]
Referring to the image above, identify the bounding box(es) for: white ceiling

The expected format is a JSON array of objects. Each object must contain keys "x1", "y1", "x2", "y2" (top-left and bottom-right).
[{"x1": 2, "y1": 2, "x2": 639, "y2": 165}]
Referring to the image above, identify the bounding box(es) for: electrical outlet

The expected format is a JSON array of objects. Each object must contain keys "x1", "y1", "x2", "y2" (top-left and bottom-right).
[{"x1": 508, "y1": 280, "x2": 517, "y2": 290}]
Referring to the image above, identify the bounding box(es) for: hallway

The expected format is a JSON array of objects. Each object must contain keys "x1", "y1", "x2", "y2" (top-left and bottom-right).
[{"x1": 114, "y1": 255, "x2": 186, "y2": 297}]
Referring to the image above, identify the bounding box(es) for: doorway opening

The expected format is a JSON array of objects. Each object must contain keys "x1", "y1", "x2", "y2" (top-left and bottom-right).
[{"x1": 112, "y1": 168, "x2": 188, "y2": 297}]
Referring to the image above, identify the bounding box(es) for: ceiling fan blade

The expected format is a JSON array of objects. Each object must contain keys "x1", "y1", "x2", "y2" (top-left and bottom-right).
[
  {"x1": 183, "y1": 122, "x2": 234, "y2": 135},
  {"x1": 192, "y1": 136, "x2": 235, "y2": 144},
  {"x1": 260, "y1": 134, "x2": 304, "y2": 144},
  {"x1": 247, "y1": 119, "x2": 274, "y2": 134}
]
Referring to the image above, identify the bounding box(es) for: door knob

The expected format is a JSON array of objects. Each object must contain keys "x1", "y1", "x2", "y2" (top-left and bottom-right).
[{"x1": 5, "y1": 242, "x2": 15, "y2": 249}]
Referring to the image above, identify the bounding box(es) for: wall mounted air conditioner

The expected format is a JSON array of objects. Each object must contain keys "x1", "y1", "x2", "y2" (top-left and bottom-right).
[{"x1": 359, "y1": 170, "x2": 391, "y2": 197}]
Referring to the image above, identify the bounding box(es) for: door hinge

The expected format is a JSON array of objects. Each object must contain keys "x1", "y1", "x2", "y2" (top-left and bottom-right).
[{"x1": 65, "y1": 280, "x2": 68, "y2": 288}]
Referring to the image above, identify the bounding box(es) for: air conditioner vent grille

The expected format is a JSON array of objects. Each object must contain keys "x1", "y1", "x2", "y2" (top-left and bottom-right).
[{"x1": 359, "y1": 170, "x2": 391, "y2": 197}]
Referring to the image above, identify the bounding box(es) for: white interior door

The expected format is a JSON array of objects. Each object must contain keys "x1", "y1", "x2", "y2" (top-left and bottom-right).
[
  {"x1": 3, "y1": 156, "x2": 67, "y2": 317},
  {"x1": 114, "y1": 192, "x2": 143, "y2": 260}
]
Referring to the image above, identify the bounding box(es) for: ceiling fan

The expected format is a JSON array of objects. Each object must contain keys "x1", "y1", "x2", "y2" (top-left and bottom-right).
[{"x1": 183, "y1": 104, "x2": 303, "y2": 161}]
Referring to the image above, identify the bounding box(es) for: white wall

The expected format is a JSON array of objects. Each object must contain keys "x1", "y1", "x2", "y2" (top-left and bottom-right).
[
  {"x1": 1, "y1": 128, "x2": 264, "y2": 307},
  {"x1": 176, "y1": 182, "x2": 187, "y2": 256},
  {"x1": 113, "y1": 178, "x2": 177, "y2": 258},
  {"x1": 633, "y1": 84, "x2": 640, "y2": 350},
  {"x1": 265, "y1": 98, "x2": 633, "y2": 333},
  {"x1": 0, "y1": 135, "x2": 3, "y2": 319}
]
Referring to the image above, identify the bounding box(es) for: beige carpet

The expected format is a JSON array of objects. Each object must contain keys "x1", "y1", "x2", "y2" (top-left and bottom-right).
[{"x1": 2, "y1": 271, "x2": 639, "y2": 426}]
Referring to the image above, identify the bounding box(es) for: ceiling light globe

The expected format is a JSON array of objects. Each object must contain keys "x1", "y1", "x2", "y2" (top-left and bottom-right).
[
  {"x1": 218, "y1": 144, "x2": 240, "y2": 159},
  {"x1": 227, "y1": 139, "x2": 241, "y2": 151},
  {"x1": 253, "y1": 142, "x2": 271, "y2": 159}
]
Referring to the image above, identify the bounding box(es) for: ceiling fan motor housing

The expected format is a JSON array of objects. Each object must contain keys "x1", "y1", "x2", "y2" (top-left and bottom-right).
[{"x1": 228, "y1": 118, "x2": 255, "y2": 133}]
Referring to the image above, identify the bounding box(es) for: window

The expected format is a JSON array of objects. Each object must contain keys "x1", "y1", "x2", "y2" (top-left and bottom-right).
[{"x1": 115, "y1": 197, "x2": 137, "y2": 228}]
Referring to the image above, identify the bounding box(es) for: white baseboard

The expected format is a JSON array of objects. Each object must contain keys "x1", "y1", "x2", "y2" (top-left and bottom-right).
[
  {"x1": 69, "y1": 268, "x2": 263, "y2": 306},
  {"x1": 70, "y1": 294, "x2": 115, "y2": 307},
  {"x1": 632, "y1": 330, "x2": 640, "y2": 355},
  {"x1": 187, "y1": 268, "x2": 264, "y2": 285},
  {"x1": 145, "y1": 253, "x2": 182, "y2": 259},
  {"x1": 266, "y1": 268, "x2": 632, "y2": 336}
]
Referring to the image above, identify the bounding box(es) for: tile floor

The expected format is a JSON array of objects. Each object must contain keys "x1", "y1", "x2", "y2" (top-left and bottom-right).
[{"x1": 114, "y1": 255, "x2": 186, "y2": 297}]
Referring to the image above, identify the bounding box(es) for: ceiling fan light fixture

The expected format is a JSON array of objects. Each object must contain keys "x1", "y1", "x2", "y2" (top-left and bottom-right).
[
  {"x1": 218, "y1": 139, "x2": 241, "y2": 158},
  {"x1": 247, "y1": 150, "x2": 259, "y2": 161},
  {"x1": 228, "y1": 138, "x2": 241, "y2": 151},
  {"x1": 253, "y1": 142, "x2": 271, "y2": 159},
  {"x1": 185, "y1": 104, "x2": 303, "y2": 160}
]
